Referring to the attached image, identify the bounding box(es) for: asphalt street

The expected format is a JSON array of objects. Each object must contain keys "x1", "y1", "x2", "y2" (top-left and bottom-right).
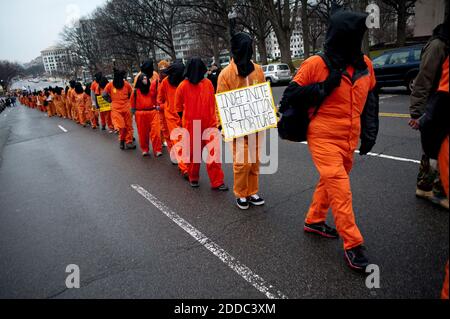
[{"x1": 0, "y1": 86, "x2": 448, "y2": 299}]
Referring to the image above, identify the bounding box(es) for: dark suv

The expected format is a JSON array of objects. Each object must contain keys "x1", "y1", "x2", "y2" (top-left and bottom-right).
[{"x1": 373, "y1": 45, "x2": 423, "y2": 93}]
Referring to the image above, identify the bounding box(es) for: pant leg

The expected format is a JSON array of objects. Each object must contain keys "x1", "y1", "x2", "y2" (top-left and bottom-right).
[
  {"x1": 124, "y1": 110, "x2": 134, "y2": 144},
  {"x1": 232, "y1": 135, "x2": 260, "y2": 198},
  {"x1": 135, "y1": 111, "x2": 150, "y2": 153},
  {"x1": 204, "y1": 129, "x2": 224, "y2": 188},
  {"x1": 159, "y1": 110, "x2": 171, "y2": 148},
  {"x1": 78, "y1": 106, "x2": 86, "y2": 125},
  {"x1": 106, "y1": 111, "x2": 114, "y2": 130},
  {"x1": 111, "y1": 110, "x2": 125, "y2": 141},
  {"x1": 305, "y1": 178, "x2": 330, "y2": 224},
  {"x1": 233, "y1": 137, "x2": 251, "y2": 198},
  {"x1": 167, "y1": 117, "x2": 188, "y2": 173},
  {"x1": 438, "y1": 135, "x2": 449, "y2": 197},
  {"x1": 100, "y1": 111, "x2": 106, "y2": 127},
  {"x1": 309, "y1": 140, "x2": 364, "y2": 250},
  {"x1": 149, "y1": 111, "x2": 162, "y2": 155}
]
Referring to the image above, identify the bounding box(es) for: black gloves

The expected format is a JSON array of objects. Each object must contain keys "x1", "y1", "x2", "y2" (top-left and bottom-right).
[
  {"x1": 359, "y1": 139, "x2": 375, "y2": 156},
  {"x1": 323, "y1": 69, "x2": 342, "y2": 95}
]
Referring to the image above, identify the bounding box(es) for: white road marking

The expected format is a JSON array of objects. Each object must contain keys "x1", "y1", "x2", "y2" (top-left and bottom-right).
[
  {"x1": 379, "y1": 95, "x2": 395, "y2": 100},
  {"x1": 131, "y1": 184, "x2": 288, "y2": 300},
  {"x1": 58, "y1": 125, "x2": 68, "y2": 133},
  {"x1": 300, "y1": 142, "x2": 419, "y2": 164}
]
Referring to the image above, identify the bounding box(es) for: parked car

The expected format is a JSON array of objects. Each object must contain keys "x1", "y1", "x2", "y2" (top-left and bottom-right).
[
  {"x1": 373, "y1": 45, "x2": 423, "y2": 93},
  {"x1": 262, "y1": 63, "x2": 292, "y2": 84}
]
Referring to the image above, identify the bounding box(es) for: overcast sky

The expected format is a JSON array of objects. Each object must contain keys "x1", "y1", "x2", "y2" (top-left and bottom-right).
[{"x1": 0, "y1": 0, "x2": 106, "y2": 64}]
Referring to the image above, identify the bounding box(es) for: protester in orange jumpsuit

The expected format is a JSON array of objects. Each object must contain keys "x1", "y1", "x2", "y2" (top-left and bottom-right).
[
  {"x1": 84, "y1": 83, "x2": 98, "y2": 129},
  {"x1": 131, "y1": 73, "x2": 162, "y2": 157},
  {"x1": 67, "y1": 81, "x2": 78, "y2": 123},
  {"x1": 53, "y1": 87, "x2": 66, "y2": 118},
  {"x1": 157, "y1": 60, "x2": 171, "y2": 149},
  {"x1": 73, "y1": 82, "x2": 89, "y2": 127},
  {"x1": 174, "y1": 57, "x2": 228, "y2": 191},
  {"x1": 217, "y1": 30, "x2": 266, "y2": 210},
  {"x1": 103, "y1": 69, "x2": 136, "y2": 150},
  {"x1": 64, "y1": 86, "x2": 72, "y2": 120},
  {"x1": 157, "y1": 61, "x2": 189, "y2": 175},
  {"x1": 44, "y1": 89, "x2": 55, "y2": 117},
  {"x1": 280, "y1": 10, "x2": 379, "y2": 271}
]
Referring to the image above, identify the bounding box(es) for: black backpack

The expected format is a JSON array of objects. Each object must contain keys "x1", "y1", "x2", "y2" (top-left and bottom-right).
[{"x1": 278, "y1": 53, "x2": 334, "y2": 142}]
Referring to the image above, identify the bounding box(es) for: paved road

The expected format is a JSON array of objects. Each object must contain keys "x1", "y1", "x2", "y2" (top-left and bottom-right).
[{"x1": 0, "y1": 87, "x2": 448, "y2": 299}]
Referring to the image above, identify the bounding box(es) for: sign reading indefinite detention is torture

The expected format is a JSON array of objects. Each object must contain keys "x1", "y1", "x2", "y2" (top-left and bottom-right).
[{"x1": 215, "y1": 82, "x2": 278, "y2": 141}]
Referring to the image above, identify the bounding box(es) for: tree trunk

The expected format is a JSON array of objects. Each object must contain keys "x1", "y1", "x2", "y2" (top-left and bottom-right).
[
  {"x1": 257, "y1": 36, "x2": 269, "y2": 65},
  {"x1": 396, "y1": 1, "x2": 407, "y2": 46},
  {"x1": 212, "y1": 39, "x2": 220, "y2": 66},
  {"x1": 275, "y1": 30, "x2": 294, "y2": 70},
  {"x1": 301, "y1": 0, "x2": 310, "y2": 58}
]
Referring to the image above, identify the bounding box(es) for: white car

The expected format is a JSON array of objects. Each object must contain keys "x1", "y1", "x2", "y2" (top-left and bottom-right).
[{"x1": 262, "y1": 63, "x2": 292, "y2": 84}]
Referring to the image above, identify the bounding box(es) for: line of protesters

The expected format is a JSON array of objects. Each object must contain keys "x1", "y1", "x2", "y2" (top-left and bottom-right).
[{"x1": 17, "y1": 8, "x2": 448, "y2": 297}]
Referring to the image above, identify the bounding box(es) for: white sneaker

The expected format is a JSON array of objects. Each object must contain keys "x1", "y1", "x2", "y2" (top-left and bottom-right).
[
  {"x1": 156, "y1": 152, "x2": 163, "y2": 157},
  {"x1": 248, "y1": 194, "x2": 265, "y2": 206},
  {"x1": 163, "y1": 141, "x2": 168, "y2": 147}
]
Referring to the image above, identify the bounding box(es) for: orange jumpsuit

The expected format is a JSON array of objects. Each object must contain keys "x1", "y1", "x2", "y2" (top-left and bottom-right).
[
  {"x1": 295, "y1": 55, "x2": 376, "y2": 251},
  {"x1": 175, "y1": 79, "x2": 225, "y2": 188},
  {"x1": 104, "y1": 81, "x2": 134, "y2": 144},
  {"x1": 130, "y1": 81, "x2": 162, "y2": 155},
  {"x1": 157, "y1": 77, "x2": 188, "y2": 173},
  {"x1": 217, "y1": 60, "x2": 266, "y2": 198},
  {"x1": 74, "y1": 92, "x2": 90, "y2": 126},
  {"x1": 53, "y1": 94, "x2": 66, "y2": 118},
  {"x1": 437, "y1": 56, "x2": 449, "y2": 300},
  {"x1": 91, "y1": 80, "x2": 109, "y2": 129}
]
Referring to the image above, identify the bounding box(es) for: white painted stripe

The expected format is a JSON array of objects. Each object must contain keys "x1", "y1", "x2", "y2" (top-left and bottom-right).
[
  {"x1": 131, "y1": 184, "x2": 288, "y2": 300},
  {"x1": 354, "y1": 150, "x2": 420, "y2": 164},
  {"x1": 58, "y1": 125, "x2": 68, "y2": 133},
  {"x1": 379, "y1": 95, "x2": 395, "y2": 100},
  {"x1": 300, "y1": 142, "x2": 419, "y2": 164}
]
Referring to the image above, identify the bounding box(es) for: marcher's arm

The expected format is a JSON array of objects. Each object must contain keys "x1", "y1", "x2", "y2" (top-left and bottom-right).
[
  {"x1": 359, "y1": 90, "x2": 380, "y2": 155},
  {"x1": 410, "y1": 40, "x2": 447, "y2": 119}
]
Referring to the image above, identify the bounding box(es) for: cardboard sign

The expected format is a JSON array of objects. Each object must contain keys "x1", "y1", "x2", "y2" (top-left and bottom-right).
[
  {"x1": 215, "y1": 82, "x2": 278, "y2": 141},
  {"x1": 96, "y1": 95, "x2": 111, "y2": 112}
]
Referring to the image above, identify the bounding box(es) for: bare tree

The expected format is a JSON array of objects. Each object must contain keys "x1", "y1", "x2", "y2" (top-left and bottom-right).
[
  {"x1": 0, "y1": 61, "x2": 24, "y2": 90},
  {"x1": 262, "y1": 0, "x2": 301, "y2": 70},
  {"x1": 381, "y1": 0, "x2": 417, "y2": 46}
]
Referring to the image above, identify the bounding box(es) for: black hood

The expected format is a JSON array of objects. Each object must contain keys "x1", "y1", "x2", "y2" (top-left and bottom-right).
[
  {"x1": 74, "y1": 82, "x2": 84, "y2": 94},
  {"x1": 431, "y1": 19, "x2": 449, "y2": 46},
  {"x1": 94, "y1": 72, "x2": 102, "y2": 83},
  {"x1": 231, "y1": 32, "x2": 255, "y2": 77},
  {"x1": 184, "y1": 57, "x2": 206, "y2": 85},
  {"x1": 99, "y1": 76, "x2": 109, "y2": 90},
  {"x1": 166, "y1": 62, "x2": 185, "y2": 87},
  {"x1": 69, "y1": 80, "x2": 76, "y2": 89},
  {"x1": 324, "y1": 9, "x2": 368, "y2": 70},
  {"x1": 84, "y1": 83, "x2": 91, "y2": 96},
  {"x1": 113, "y1": 69, "x2": 126, "y2": 89},
  {"x1": 140, "y1": 60, "x2": 154, "y2": 77},
  {"x1": 135, "y1": 73, "x2": 150, "y2": 95}
]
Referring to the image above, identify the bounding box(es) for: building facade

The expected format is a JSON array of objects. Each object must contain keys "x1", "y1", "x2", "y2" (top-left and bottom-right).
[
  {"x1": 265, "y1": 30, "x2": 304, "y2": 60},
  {"x1": 414, "y1": 0, "x2": 447, "y2": 37},
  {"x1": 41, "y1": 46, "x2": 72, "y2": 75}
]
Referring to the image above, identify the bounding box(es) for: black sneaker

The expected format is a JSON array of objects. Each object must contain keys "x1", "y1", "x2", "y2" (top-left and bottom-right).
[
  {"x1": 248, "y1": 195, "x2": 265, "y2": 206},
  {"x1": 304, "y1": 222, "x2": 339, "y2": 239},
  {"x1": 126, "y1": 143, "x2": 136, "y2": 150},
  {"x1": 120, "y1": 140, "x2": 125, "y2": 150},
  {"x1": 102, "y1": 125, "x2": 106, "y2": 131},
  {"x1": 236, "y1": 198, "x2": 250, "y2": 210},
  {"x1": 344, "y1": 245, "x2": 369, "y2": 271},
  {"x1": 213, "y1": 184, "x2": 229, "y2": 192},
  {"x1": 190, "y1": 181, "x2": 199, "y2": 188}
]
